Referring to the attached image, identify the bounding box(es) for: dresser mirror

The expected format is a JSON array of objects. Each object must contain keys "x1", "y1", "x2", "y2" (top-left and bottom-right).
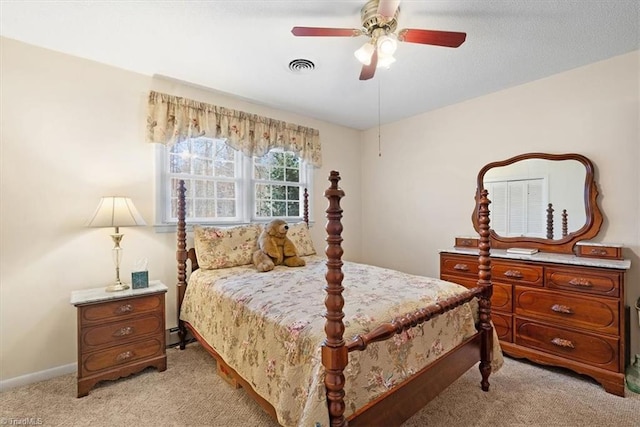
[{"x1": 472, "y1": 153, "x2": 603, "y2": 254}]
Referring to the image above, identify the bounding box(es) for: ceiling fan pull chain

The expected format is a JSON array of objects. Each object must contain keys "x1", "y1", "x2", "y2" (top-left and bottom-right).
[{"x1": 378, "y1": 78, "x2": 382, "y2": 157}]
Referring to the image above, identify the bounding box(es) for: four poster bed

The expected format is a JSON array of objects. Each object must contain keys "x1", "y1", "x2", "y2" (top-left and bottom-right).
[{"x1": 176, "y1": 171, "x2": 498, "y2": 427}]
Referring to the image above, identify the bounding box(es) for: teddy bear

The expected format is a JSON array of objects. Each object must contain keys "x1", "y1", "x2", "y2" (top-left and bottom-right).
[{"x1": 253, "y1": 219, "x2": 306, "y2": 272}]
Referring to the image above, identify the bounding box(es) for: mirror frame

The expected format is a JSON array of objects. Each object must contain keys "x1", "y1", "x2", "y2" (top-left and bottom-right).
[{"x1": 472, "y1": 152, "x2": 603, "y2": 254}]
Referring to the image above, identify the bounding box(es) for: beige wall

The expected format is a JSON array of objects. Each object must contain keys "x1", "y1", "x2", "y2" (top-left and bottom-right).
[
  {"x1": 0, "y1": 38, "x2": 362, "y2": 381},
  {"x1": 360, "y1": 51, "x2": 640, "y2": 356}
]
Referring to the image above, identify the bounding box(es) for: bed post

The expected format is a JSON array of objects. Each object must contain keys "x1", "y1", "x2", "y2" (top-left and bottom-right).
[
  {"x1": 304, "y1": 188, "x2": 309, "y2": 227},
  {"x1": 562, "y1": 209, "x2": 568, "y2": 237},
  {"x1": 546, "y1": 203, "x2": 554, "y2": 239},
  {"x1": 477, "y1": 189, "x2": 493, "y2": 391},
  {"x1": 177, "y1": 179, "x2": 188, "y2": 350},
  {"x1": 323, "y1": 171, "x2": 348, "y2": 427}
]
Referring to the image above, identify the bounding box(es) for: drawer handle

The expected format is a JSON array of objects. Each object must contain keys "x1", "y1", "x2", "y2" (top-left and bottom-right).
[
  {"x1": 453, "y1": 263, "x2": 470, "y2": 272},
  {"x1": 551, "y1": 338, "x2": 575, "y2": 349},
  {"x1": 503, "y1": 270, "x2": 523, "y2": 279},
  {"x1": 568, "y1": 278, "x2": 593, "y2": 288},
  {"x1": 116, "y1": 304, "x2": 134, "y2": 314},
  {"x1": 551, "y1": 304, "x2": 573, "y2": 315},
  {"x1": 113, "y1": 326, "x2": 134, "y2": 337},
  {"x1": 116, "y1": 351, "x2": 134, "y2": 362},
  {"x1": 589, "y1": 248, "x2": 608, "y2": 256}
]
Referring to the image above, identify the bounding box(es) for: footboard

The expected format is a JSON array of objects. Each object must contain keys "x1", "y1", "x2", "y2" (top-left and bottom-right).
[{"x1": 322, "y1": 171, "x2": 493, "y2": 427}]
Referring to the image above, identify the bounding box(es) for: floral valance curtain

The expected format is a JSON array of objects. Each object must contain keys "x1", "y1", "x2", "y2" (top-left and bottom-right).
[{"x1": 146, "y1": 91, "x2": 322, "y2": 167}]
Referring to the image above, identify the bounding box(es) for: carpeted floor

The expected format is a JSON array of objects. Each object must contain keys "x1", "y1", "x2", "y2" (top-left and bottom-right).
[{"x1": 1, "y1": 343, "x2": 638, "y2": 426}]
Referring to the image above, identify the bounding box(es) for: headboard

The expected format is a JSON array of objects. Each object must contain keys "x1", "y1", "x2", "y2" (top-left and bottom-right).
[{"x1": 176, "y1": 182, "x2": 310, "y2": 319}]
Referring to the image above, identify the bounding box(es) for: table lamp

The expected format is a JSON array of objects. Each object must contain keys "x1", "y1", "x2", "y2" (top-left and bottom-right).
[{"x1": 87, "y1": 196, "x2": 147, "y2": 292}]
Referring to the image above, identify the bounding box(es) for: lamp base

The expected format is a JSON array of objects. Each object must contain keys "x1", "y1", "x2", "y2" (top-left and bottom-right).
[{"x1": 105, "y1": 282, "x2": 130, "y2": 292}]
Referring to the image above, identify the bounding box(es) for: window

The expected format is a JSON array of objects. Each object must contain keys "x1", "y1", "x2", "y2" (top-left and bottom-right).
[
  {"x1": 254, "y1": 151, "x2": 303, "y2": 218},
  {"x1": 157, "y1": 137, "x2": 311, "y2": 225}
]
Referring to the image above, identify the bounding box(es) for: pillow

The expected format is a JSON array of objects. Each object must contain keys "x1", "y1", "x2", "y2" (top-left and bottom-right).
[
  {"x1": 193, "y1": 224, "x2": 262, "y2": 270},
  {"x1": 287, "y1": 222, "x2": 316, "y2": 256}
]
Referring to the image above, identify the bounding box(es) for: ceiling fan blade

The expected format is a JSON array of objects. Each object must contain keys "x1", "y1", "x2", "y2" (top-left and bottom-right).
[
  {"x1": 291, "y1": 27, "x2": 362, "y2": 37},
  {"x1": 397, "y1": 29, "x2": 467, "y2": 47},
  {"x1": 359, "y1": 49, "x2": 378, "y2": 81},
  {"x1": 377, "y1": 0, "x2": 401, "y2": 19}
]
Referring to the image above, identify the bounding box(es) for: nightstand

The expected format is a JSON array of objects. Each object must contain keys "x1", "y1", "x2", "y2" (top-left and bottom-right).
[{"x1": 70, "y1": 281, "x2": 168, "y2": 397}]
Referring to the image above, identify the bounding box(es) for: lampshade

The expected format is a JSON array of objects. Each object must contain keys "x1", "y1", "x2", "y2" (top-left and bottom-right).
[
  {"x1": 376, "y1": 51, "x2": 396, "y2": 69},
  {"x1": 377, "y1": 34, "x2": 398, "y2": 56},
  {"x1": 354, "y1": 42, "x2": 375, "y2": 65},
  {"x1": 87, "y1": 197, "x2": 147, "y2": 228}
]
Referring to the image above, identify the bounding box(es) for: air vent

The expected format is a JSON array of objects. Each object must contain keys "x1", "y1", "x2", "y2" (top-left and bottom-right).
[{"x1": 288, "y1": 59, "x2": 315, "y2": 73}]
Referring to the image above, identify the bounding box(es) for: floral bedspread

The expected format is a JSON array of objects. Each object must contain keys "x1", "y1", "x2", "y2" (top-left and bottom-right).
[{"x1": 180, "y1": 256, "x2": 502, "y2": 427}]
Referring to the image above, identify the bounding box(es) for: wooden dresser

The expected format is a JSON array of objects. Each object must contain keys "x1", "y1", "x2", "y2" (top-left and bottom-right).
[
  {"x1": 440, "y1": 248, "x2": 630, "y2": 396},
  {"x1": 71, "y1": 281, "x2": 167, "y2": 397}
]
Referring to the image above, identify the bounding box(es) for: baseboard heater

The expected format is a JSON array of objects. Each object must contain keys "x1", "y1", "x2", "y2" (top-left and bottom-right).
[{"x1": 165, "y1": 327, "x2": 195, "y2": 348}]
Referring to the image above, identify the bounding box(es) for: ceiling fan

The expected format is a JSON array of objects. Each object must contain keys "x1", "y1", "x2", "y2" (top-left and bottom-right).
[{"x1": 291, "y1": 0, "x2": 466, "y2": 81}]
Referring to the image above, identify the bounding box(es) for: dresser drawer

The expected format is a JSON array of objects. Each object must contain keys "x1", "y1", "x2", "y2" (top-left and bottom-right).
[
  {"x1": 80, "y1": 337, "x2": 165, "y2": 376},
  {"x1": 440, "y1": 255, "x2": 479, "y2": 278},
  {"x1": 546, "y1": 266, "x2": 621, "y2": 298},
  {"x1": 575, "y1": 244, "x2": 622, "y2": 260},
  {"x1": 79, "y1": 294, "x2": 163, "y2": 324},
  {"x1": 80, "y1": 314, "x2": 164, "y2": 352},
  {"x1": 441, "y1": 275, "x2": 508, "y2": 310},
  {"x1": 491, "y1": 283, "x2": 512, "y2": 312},
  {"x1": 492, "y1": 261, "x2": 543, "y2": 287},
  {"x1": 514, "y1": 288, "x2": 619, "y2": 335},
  {"x1": 514, "y1": 319, "x2": 619, "y2": 372},
  {"x1": 454, "y1": 237, "x2": 478, "y2": 248},
  {"x1": 492, "y1": 312, "x2": 512, "y2": 343},
  {"x1": 441, "y1": 274, "x2": 478, "y2": 289}
]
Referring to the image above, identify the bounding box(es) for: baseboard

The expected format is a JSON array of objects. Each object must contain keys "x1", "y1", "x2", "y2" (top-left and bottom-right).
[
  {"x1": 2, "y1": 328, "x2": 188, "y2": 392},
  {"x1": 0, "y1": 362, "x2": 77, "y2": 392}
]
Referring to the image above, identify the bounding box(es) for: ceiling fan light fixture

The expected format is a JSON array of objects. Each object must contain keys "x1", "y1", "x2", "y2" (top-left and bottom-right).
[
  {"x1": 354, "y1": 42, "x2": 375, "y2": 65},
  {"x1": 376, "y1": 51, "x2": 396, "y2": 69},
  {"x1": 377, "y1": 33, "x2": 398, "y2": 56},
  {"x1": 292, "y1": 0, "x2": 467, "y2": 80}
]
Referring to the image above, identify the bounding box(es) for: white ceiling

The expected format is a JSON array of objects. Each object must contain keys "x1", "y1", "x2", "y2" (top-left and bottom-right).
[{"x1": 1, "y1": 1, "x2": 638, "y2": 130}]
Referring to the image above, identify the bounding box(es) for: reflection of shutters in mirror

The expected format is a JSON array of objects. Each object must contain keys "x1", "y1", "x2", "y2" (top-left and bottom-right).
[
  {"x1": 488, "y1": 182, "x2": 507, "y2": 235},
  {"x1": 485, "y1": 178, "x2": 545, "y2": 238},
  {"x1": 526, "y1": 180, "x2": 544, "y2": 236}
]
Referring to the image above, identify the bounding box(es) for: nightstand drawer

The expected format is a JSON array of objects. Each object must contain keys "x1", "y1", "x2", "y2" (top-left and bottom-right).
[
  {"x1": 514, "y1": 319, "x2": 619, "y2": 372},
  {"x1": 80, "y1": 337, "x2": 165, "y2": 375},
  {"x1": 80, "y1": 314, "x2": 164, "y2": 351},
  {"x1": 79, "y1": 294, "x2": 163, "y2": 323},
  {"x1": 514, "y1": 288, "x2": 619, "y2": 335}
]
